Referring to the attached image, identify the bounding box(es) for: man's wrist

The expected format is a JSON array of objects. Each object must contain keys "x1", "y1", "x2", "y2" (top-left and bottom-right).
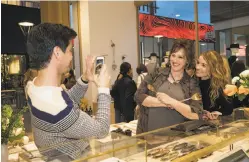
[
  {"x1": 81, "y1": 75, "x2": 88, "y2": 82},
  {"x1": 81, "y1": 75, "x2": 89, "y2": 84},
  {"x1": 98, "y1": 87, "x2": 110, "y2": 94}
]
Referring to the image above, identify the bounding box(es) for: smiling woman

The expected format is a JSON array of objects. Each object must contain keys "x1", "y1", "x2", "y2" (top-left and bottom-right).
[
  {"x1": 135, "y1": 39, "x2": 206, "y2": 134},
  {"x1": 196, "y1": 51, "x2": 233, "y2": 117}
]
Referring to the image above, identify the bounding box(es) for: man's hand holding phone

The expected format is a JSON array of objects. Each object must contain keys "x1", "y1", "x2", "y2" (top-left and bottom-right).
[{"x1": 95, "y1": 64, "x2": 110, "y2": 88}]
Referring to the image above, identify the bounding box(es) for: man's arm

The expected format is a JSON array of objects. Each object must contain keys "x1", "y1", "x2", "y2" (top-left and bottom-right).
[
  {"x1": 63, "y1": 64, "x2": 111, "y2": 139},
  {"x1": 63, "y1": 88, "x2": 111, "y2": 139},
  {"x1": 65, "y1": 77, "x2": 88, "y2": 104}
]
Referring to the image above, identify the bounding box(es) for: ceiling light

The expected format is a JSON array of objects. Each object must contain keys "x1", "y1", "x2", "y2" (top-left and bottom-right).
[
  {"x1": 154, "y1": 35, "x2": 163, "y2": 38},
  {"x1": 175, "y1": 14, "x2": 180, "y2": 17},
  {"x1": 18, "y1": 22, "x2": 34, "y2": 27},
  {"x1": 18, "y1": 21, "x2": 34, "y2": 37},
  {"x1": 201, "y1": 43, "x2": 206, "y2": 46}
]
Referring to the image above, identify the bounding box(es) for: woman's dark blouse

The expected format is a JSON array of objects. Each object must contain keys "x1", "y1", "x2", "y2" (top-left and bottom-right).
[{"x1": 199, "y1": 79, "x2": 233, "y2": 116}]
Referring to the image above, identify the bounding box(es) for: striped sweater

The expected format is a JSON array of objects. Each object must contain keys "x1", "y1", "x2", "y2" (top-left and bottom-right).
[{"x1": 26, "y1": 78, "x2": 111, "y2": 160}]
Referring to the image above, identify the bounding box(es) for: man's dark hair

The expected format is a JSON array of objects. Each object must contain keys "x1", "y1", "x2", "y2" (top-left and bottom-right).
[{"x1": 27, "y1": 23, "x2": 77, "y2": 69}]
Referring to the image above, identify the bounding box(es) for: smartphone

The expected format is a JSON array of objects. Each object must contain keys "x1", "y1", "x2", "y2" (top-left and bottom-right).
[
  {"x1": 95, "y1": 56, "x2": 105, "y2": 75},
  {"x1": 96, "y1": 56, "x2": 105, "y2": 65}
]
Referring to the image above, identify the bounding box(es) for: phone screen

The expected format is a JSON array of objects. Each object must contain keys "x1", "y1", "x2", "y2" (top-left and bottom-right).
[{"x1": 95, "y1": 56, "x2": 105, "y2": 75}]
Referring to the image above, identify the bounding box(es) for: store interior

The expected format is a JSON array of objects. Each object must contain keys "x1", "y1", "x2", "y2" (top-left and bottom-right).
[{"x1": 1, "y1": 1, "x2": 249, "y2": 162}]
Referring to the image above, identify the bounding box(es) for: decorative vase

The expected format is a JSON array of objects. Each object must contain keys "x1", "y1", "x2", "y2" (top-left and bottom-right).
[{"x1": 1, "y1": 144, "x2": 8, "y2": 162}]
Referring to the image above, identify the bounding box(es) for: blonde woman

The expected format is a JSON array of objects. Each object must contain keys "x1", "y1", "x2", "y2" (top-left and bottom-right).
[{"x1": 196, "y1": 51, "x2": 233, "y2": 118}]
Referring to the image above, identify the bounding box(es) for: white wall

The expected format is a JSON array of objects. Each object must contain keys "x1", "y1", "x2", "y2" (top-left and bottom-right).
[{"x1": 79, "y1": 1, "x2": 138, "y2": 103}]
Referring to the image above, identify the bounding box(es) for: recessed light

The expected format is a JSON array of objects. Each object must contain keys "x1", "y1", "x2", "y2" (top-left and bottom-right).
[
  {"x1": 154, "y1": 35, "x2": 163, "y2": 38},
  {"x1": 18, "y1": 22, "x2": 34, "y2": 27},
  {"x1": 175, "y1": 14, "x2": 180, "y2": 17}
]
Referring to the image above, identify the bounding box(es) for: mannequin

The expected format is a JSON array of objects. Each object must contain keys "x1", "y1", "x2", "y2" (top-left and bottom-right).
[
  {"x1": 161, "y1": 51, "x2": 170, "y2": 68},
  {"x1": 146, "y1": 53, "x2": 159, "y2": 74}
]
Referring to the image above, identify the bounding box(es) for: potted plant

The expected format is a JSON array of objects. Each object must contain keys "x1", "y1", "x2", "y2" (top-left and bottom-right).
[{"x1": 1, "y1": 105, "x2": 28, "y2": 162}]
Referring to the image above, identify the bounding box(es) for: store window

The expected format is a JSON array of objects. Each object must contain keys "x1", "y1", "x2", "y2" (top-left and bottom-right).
[
  {"x1": 138, "y1": 1, "x2": 249, "y2": 67},
  {"x1": 209, "y1": 1, "x2": 249, "y2": 66},
  {"x1": 139, "y1": 1, "x2": 196, "y2": 65},
  {"x1": 197, "y1": 1, "x2": 214, "y2": 54}
]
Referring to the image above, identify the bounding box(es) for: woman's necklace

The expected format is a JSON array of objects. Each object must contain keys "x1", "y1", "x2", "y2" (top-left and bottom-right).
[{"x1": 170, "y1": 72, "x2": 181, "y2": 84}]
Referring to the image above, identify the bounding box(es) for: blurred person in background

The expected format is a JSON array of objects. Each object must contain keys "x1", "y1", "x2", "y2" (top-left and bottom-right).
[
  {"x1": 61, "y1": 69, "x2": 77, "y2": 90},
  {"x1": 111, "y1": 62, "x2": 137, "y2": 123},
  {"x1": 135, "y1": 64, "x2": 148, "y2": 119}
]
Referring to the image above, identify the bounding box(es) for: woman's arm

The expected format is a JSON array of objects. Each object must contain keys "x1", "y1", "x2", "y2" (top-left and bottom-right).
[
  {"x1": 143, "y1": 96, "x2": 167, "y2": 107},
  {"x1": 216, "y1": 90, "x2": 233, "y2": 116},
  {"x1": 135, "y1": 81, "x2": 166, "y2": 107},
  {"x1": 171, "y1": 101, "x2": 199, "y2": 119},
  {"x1": 157, "y1": 78, "x2": 203, "y2": 120},
  {"x1": 157, "y1": 93, "x2": 199, "y2": 119}
]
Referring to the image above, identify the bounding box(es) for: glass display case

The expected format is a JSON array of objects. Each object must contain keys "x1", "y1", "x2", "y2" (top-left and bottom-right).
[
  {"x1": 9, "y1": 118, "x2": 249, "y2": 162},
  {"x1": 63, "y1": 118, "x2": 249, "y2": 162},
  {"x1": 72, "y1": 134, "x2": 147, "y2": 162},
  {"x1": 33, "y1": 132, "x2": 147, "y2": 162},
  {"x1": 119, "y1": 119, "x2": 249, "y2": 162}
]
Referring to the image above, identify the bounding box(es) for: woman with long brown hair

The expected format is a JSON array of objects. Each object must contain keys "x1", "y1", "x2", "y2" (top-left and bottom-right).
[
  {"x1": 196, "y1": 51, "x2": 233, "y2": 117},
  {"x1": 135, "y1": 39, "x2": 205, "y2": 134}
]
